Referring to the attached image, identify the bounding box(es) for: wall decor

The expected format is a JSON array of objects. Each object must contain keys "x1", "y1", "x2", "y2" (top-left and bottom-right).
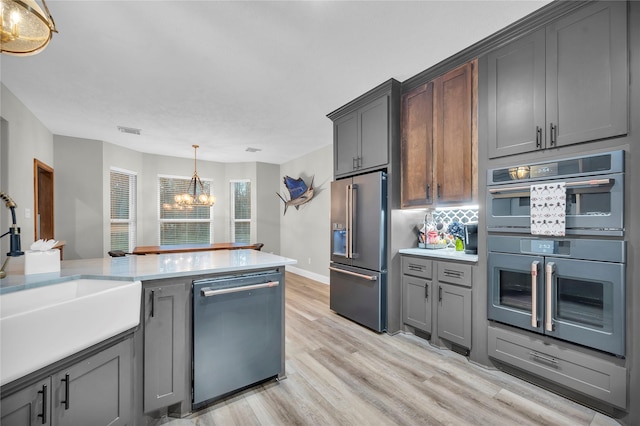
[{"x1": 276, "y1": 176, "x2": 314, "y2": 215}]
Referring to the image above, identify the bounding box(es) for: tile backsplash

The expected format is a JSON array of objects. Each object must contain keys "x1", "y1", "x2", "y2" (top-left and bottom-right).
[{"x1": 432, "y1": 208, "x2": 478, "y2": 225}]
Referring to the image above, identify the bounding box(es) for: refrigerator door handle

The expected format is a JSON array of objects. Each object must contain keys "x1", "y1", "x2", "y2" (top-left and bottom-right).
[
  {"x1": 329, "y1": 266, "x2": 377, "y2": 281},
  {"x1": 350, "y1": 184, "x2": 357, "y2": 258},
  {"x1": 345, "y1": 184, "x2": 351, "y2": 259}
]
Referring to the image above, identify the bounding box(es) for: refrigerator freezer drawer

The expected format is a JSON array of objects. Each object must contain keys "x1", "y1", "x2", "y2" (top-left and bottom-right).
[{"x1": 329, "y1": 265, "x2": 386, "y2": 332}]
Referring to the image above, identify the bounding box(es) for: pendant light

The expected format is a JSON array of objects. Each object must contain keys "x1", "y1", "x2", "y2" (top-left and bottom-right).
[
  {"x1": 0, "y1": 0, "x2": 57, "y2": 56},
  {"x1": 175, "y1": 145, "x2": 216, "y2": 207}
]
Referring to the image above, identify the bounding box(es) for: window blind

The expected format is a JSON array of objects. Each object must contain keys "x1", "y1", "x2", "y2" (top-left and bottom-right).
[
  {"x1": 110, "y1": 169, "x2": 137, "y2": 252},
  {"x1": 158, "y1": 176, "x2": 213, "y2": 245},
  {"x1": 231, "y1": 181, "x2": 251, "y2": 243}
]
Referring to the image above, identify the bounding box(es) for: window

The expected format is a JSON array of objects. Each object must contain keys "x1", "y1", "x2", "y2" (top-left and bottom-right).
[
  {"x1": 158, "y1": 175, "x2": 213, "y2": 245},
  {"x1": 110, "y1": 168, "x2": 137, "y2": 252},
  {"x1": 231, "y1": 180, "x2": 251, "y2": 243}
]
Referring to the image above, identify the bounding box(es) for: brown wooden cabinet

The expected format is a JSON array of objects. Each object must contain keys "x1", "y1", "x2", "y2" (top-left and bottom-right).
[
  {"x1": 401, "y1": 60, "x2": 477, "y2": 208},
  {"x1": 401, "y1": 82, "x2": 434, "y2": 208}
]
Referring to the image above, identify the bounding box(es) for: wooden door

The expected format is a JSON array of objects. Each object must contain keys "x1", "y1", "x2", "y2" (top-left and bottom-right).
[
  {"x1": 34, "y1": 159, "x2": 54, "y2": 241},
  {"x1": 433, "y1": 61, "x2": 474, "y2": 204},
  {"x1": 358, "y1": 94, "x2": 389, "y2": 171},
  {"x1": 401, "y1": 82, "x2": 434, "y2": 208}
]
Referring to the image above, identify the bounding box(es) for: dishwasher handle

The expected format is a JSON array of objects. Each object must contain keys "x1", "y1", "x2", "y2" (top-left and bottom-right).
[{"x1": 201, "y1": 281, "x2": 279, "y2": 297}]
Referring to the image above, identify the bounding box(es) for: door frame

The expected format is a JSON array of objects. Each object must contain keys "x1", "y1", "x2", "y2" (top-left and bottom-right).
[{"x1": 33, "y1": 159, "x2": 54, "y2": 241}]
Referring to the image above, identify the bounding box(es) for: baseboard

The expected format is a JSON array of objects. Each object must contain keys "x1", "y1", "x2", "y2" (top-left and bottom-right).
[{"x1": 285, "y1": 265, "x2": 329, "y2": 285}]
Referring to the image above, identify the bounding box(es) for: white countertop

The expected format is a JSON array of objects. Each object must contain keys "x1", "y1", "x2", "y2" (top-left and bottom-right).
[
  {"x1": 0, "y1": 250, "x2": 297, "y2": 294},
  {"x1": 399, "y1": 247, "x2": 478, "y2": 263}
]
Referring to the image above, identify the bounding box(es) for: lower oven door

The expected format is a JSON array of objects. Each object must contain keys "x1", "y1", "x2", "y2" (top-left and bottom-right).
[
  {"x1": 488, "y1": 252, "x2": 544, "y2": 334},
  {"x1": 545, "y1": 258, "x2": 625, "y2": 356}
]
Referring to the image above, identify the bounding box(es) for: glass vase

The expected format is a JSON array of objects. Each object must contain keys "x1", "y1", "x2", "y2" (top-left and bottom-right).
[{"x1": 455, "y1": 237, "x2": 464, "y2": 251}]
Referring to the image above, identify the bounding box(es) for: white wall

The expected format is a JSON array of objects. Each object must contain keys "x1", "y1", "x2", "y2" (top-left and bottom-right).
[
  {"x1": 256, "y1": 162, "x2": 280, "y2": 254},
  {"x1": 279, "y1": 145, "x2": 332, "y2": 284},
  {"x1": 0, "y1": 84, "x2": 54, "y2": 256}
]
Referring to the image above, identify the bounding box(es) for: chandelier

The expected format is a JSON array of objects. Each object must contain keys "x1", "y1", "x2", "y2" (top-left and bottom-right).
[
  {"x1": 175, "y1": 145, "x2": 216, "y2": 207},
  {"x1": 1, "y1": 0, "x2": 57, "y2": 56}
]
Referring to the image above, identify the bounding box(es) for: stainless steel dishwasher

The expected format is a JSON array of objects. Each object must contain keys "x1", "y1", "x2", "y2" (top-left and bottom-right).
[{"x1": 192, "y1": 270, "x2": 283, "y2": 409}]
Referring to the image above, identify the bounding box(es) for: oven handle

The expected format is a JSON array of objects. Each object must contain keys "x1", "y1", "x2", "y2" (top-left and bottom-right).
[
  {"x1": 201, "y1": 281, "x2": 279, "y2": 297},
  {"x1": 545, "y1": 262, "x2": 555, "y2": 332},
  {"x1": 488, "y1": 178, "x2": 613, "y2": 195},
  {"x1": 531, "y1": 261, "x2": 539, "y2": 328}
]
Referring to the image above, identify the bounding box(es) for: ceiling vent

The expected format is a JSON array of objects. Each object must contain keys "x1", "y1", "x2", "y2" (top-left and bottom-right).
[
  {"x1": 117, "y1": 126, "x2": 142, "y2": 135},
  {"x1": 245, "y1": 147, "x2": 261, "y2": 153}
]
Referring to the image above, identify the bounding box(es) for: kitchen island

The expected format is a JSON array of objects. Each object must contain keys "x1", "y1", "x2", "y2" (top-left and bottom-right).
[{"x1": 0, "y1": 250, "x2": 296, "y2": 425}]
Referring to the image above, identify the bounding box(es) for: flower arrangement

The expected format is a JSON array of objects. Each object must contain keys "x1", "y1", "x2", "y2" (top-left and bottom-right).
[{"x1": 447, "y1": 221, "x2": 465, "y2": 240}]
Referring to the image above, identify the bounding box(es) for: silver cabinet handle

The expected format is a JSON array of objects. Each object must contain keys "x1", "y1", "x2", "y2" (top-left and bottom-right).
[
  {"x1": 329, "y1": 266, "x2": 377, "y2": 281},
  {"x1": 350, "y1": 184, "x2": 358, "y2": 258},
  {"x1": 530, "y1": 351, "x2": 558, "y2": 364},
  {"x1": 531, "y1": 261, "x2": 539, "y2": 328},
  {"x1": 201, "y1": 281, "x2": 279, "y2": 297},
  {"x1": 545, "y1": 262, "x2": 555, "y2": 332}
]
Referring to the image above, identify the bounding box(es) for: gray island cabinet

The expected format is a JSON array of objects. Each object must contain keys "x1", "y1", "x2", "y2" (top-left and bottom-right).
[
  {"x1": 1, "y1": 250, "x2": 295, "y2": 426},
  {"x1": 1, "y1": 337, "x2": 133, "y2": 426}
]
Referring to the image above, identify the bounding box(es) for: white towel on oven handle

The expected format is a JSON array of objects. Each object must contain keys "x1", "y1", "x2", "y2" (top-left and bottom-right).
[{"x1": 530, "y1": 182, "x2": 566, "y2": 236}]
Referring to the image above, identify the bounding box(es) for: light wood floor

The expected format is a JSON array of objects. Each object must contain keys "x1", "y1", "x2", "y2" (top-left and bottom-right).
[{"x1": 161, "y1": 272, "x2": 620, "y2": 426}]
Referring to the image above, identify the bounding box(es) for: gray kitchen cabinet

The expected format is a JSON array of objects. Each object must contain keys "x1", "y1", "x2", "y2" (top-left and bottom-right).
[
  {"x1": 143, "y1": 281, "x2": 189, "y2": 413},
  {"x1": 1, "y1": 338, "x2": 132, "y2": 426},
  {"x1": 401, "y1": 256, "x2": 433, "y2": 333},
  {"x1": 329, "y1": 79, "x2": 399, "y2": 178},
  {"x1": 437, "y1": 282, "x2": 472, "y2": 350},
  {"x1": 53, "y1": 339, "x2": 132, "y2": 426},
  {"x1": 333, "y1": 95, "x2": 388, "y2": 177},
  {"x1": 435, "y1": 261, "x2": 472, "y2": 350},
  {"x1": 1, "y1": 378, "x2": 51, "y2": 426},
  {"x1": 487, "y1": 1, "x2": 627, "y2": 158}
]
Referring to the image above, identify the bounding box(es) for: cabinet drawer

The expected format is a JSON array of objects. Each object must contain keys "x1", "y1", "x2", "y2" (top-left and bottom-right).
[
  {"x1": 402, "y1": 256, "x2": 432, "y2": 279},
  {"x1": 437, "y1": 261, "x2": 472, "y2": 287},
  {"x1": 488, "y1": 325, "x2": 626, "y2": 409}
]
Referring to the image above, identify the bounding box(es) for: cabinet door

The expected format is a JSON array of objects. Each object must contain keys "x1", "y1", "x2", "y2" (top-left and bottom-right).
[
  {"x1": 401, "y1": 83, "x2": 434, "y2": 208},
  {"x1": 487, "y1": 28, "x2": 546, "y2": 158},
  {"x1": 1, "y1": 378, "x2": 51, "y2": 426},
  {"x1": 334, "y1": 112, "x2": 359, "y2": 177},
  {"x1": 403, "y1": 275, "x2": 432, "y2": 333},
  {"x1": 437, "y1": 283, "x2": 471, "y2": 349},
  {"x1": 144, "y1": 283, "x2": 188, "y2": 413},
  {"x1": 53, "y1": 339, "x2": 132, "y2": 426},
  {"x1": 434, "y1": 62, "x2": 474, "y2": 204},
  {"x1": 359, "y1": 94, "x2": 389, "y2": 171},
  {"x1": 546, "y1": 1, "x2": 627, "y2": 148}
]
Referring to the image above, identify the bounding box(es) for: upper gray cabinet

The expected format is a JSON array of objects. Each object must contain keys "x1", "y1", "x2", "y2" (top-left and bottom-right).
[
  {"x1": 486, "y1": 1, "x2": 628, "y2": 158},
  {"x1": 329, "y1": 79, "x2": 400, "y2": 178}
]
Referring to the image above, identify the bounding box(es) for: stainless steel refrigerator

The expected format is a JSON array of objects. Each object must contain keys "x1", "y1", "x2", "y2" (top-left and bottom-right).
[{"x1": 329, "y1": 171, "x2": 387, "y2": 332}]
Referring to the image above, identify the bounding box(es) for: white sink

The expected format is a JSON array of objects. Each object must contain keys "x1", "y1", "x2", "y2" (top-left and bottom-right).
[{"x1": 0, "y1": 279, "x2": 141, "y2": 386}]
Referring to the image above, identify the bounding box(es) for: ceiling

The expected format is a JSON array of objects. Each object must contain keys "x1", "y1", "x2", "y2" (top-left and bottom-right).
[{"x1": 0, "y1": 0, "x2": 551, "y2": 164}]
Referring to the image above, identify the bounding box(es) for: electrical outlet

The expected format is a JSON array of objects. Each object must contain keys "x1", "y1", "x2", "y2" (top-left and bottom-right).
[
  {"x1": 308, "y1": 257, "x2": 311, "y2": 265},
  {"x1": 24, "y1": 208, "x2": 31, "y2": 219}
]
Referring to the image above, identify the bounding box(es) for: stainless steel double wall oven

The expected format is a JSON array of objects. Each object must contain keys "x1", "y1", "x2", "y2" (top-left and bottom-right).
[{"x1": 487, "y1": 151, "x2": 626, "y2": 356}]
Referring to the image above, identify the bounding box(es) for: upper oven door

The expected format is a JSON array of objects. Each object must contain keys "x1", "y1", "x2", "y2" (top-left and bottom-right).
[
  {"x1": 488, "y1": 251, "x2": 544, "y2": 334},
  {"x1": 487, "y1": 172, "x2": 624, "y2": 236},
  {"x1": 545, "y1": 257, "x2": 625, "y2": 356}
]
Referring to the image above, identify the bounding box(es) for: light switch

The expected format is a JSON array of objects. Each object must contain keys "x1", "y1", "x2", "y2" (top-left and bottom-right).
[{"x1": 24, "y1": 208, "x2": 31, "y2": 219}]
